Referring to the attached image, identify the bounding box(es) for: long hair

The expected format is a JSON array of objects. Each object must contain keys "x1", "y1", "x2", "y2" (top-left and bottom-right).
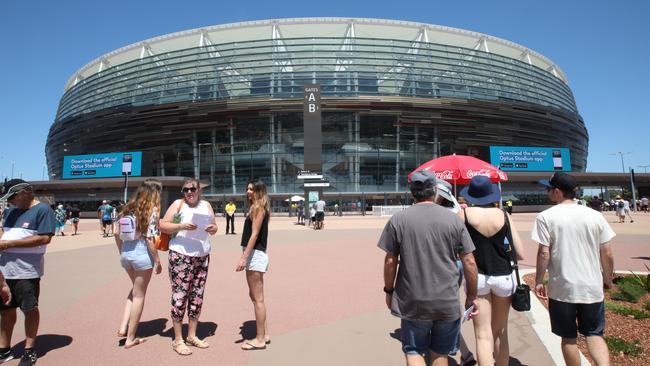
[
  {"x1": 247, "y1": 179, "x2": 270, "y2": 218},
  {"x1": 121, "y1": 179, "x2": 162, "y2": 236}
]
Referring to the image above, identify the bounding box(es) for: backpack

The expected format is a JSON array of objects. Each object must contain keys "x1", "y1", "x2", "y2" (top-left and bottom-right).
[
  {"x1": 617, "y1": 200, "x2": 625, "y2": 209},
  {"x1": 118, "y1": 215, "x2": 137, "y2": 241}
]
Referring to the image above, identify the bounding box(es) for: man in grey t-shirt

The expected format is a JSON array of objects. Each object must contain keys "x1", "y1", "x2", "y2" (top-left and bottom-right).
[
  {"x1": 0, "y1": 179, "x2": 55, "y2": 365},
  {"x1": 379, "y1": 170, "x2": 479, "y2": 366}
]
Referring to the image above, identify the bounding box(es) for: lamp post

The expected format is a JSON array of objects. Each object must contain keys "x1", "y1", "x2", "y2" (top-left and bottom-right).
[
  {"x1": 609, "y1": 151, "x2": 631, "y2": 173},
  {"x1": 638, "y1": 165, "x2": 650, "y2": 174}
]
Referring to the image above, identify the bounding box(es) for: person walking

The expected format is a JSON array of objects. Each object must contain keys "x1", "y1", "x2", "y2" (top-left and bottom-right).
[
  {"x1": 115, "y1": 179, "x2": 163, "y2": 349},
  {"x1": 378, "y1": 170, "x2": 479, "y2": 366},
  {"x1": 98, "y1": 200, "x2": 115, "y2": 237},
  {"x1": 314, "y1": 198, "x2": 326, "y2": 230},
  {"x1": 533, "y1": 172, "x2": 615, "y2": 366},
  {"x1": 0, "y1": 179, "x2": 55, "y2": 366},
  {"x1": 54, "y1": 204, "x2": 67, "y2": 236},
  {"x1": 160, "y1": 178, "x2": 218, "y2": 356},
  {"x1": 236, "y1": 180, "x2": 271, "y2": 350},
  {"x1": 225, "y1": 199, "x2": 237, "y2": 235},
  {"x1": 459, "y1": 176, "x2": 525, "y2": 366},
  {"x1": 69, "y1": 205, "x2": 81, "y2": 235}
]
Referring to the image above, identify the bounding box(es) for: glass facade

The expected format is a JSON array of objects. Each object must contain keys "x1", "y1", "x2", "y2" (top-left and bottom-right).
[
  {"x1": 142, "y1": 112, "x2": 467, "y2": 194},
  {"x1": 56, "y1": 37, "x2": 577, "y2": 122}
]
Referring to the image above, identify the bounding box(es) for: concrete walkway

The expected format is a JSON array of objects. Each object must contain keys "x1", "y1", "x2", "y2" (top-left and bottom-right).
[{"x1": 1, "y1": 210, "x2": 647, "y2": 365}]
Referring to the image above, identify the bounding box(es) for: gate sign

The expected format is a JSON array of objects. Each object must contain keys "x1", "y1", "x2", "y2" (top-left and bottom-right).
[
  {"x1": 63, "y1": 152, "x2": 142, "y2": 179},
  {"x1": 489, "y1": 146, "x2": 571, "y2": 172}
]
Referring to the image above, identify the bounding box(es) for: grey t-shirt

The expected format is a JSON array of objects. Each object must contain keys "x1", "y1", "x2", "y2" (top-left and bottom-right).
[
  {"x1": 314, "y1": 200, "x2": 326, "y2": 212},
  {"x1": 378, "y1": 203, "x2": 475, "y2": 321},
  {"x1": 0, "y1": 202, "x2": 55, "y2": 279}
]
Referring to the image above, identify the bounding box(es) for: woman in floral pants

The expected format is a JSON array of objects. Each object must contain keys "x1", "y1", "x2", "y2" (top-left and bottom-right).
[{"x1": 160, "y1": 178, "x2": 218, "y2": 356}]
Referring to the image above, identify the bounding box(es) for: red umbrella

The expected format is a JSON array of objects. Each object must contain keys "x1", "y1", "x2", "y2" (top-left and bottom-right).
[{"x1": 408, "y1": 154, "x2": 508, "y2": 185}]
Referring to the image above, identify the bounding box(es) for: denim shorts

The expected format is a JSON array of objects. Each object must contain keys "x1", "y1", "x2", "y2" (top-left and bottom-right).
[
  {"x1": 245, "y1": 249, "x2": 269, "y2": 272},
  {"x1": 549, "y1": 298, "x2": 605, "y2": 338},
  {"x1": 120, "y1": 239, "x2": 153, "y2": 271},
  {"x1": 400, "y1": 317, "x2": 461, "y2": 355}
]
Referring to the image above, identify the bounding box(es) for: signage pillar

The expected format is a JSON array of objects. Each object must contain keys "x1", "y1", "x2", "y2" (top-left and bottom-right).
[
  {"x1": 303, "y1": 84, "x2": 323, "y2": 208},
  {"x1": 122, "y1": 154, "x2": 133, "y2": 202}
]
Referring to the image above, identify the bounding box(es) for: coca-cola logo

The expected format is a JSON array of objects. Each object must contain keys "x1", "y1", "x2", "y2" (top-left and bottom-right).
[
  {"x1": 466, "y1": 169, "x2": 491, "y2": 178},
  {"x1": 436, "y1": 170, "x2": 456, "y2": 180},
  {"x1": 498, "y1": 171, "x2": 508, "y2": 180}
]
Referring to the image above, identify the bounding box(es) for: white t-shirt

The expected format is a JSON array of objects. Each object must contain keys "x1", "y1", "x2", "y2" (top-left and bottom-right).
[
  {"x1": 642, "y1": 197, "x2": 648, "y2": 206},
  {"x1": 169, "y1": 200, "x2": 212, "y2": 257},
  {"x1": 531, "y1": 203, "x2": 615, "y2": 303}
]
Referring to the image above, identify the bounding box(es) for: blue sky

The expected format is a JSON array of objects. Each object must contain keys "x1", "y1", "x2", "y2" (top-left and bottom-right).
[{"x1": 1, "y1": 0, "x2": 649, "y2": 180}]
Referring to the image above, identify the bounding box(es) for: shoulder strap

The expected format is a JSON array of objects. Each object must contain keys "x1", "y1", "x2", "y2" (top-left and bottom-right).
[
  {"x1": 463, "y1": 208, "x2": 469, "y2": 224},
  {"x1": 503, "y1": 211, "x2": 522, "y2": 287},
  {"x1": 175, "y1": 199, "x2": 183, "y2": 214}
]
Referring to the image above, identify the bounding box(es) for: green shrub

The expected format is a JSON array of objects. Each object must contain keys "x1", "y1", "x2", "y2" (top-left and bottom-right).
[
  {"x1": 605, "y1": 301, "x2": 650, "y2": 319},
  {"x1": 614, "y1": 275, "x2": 648, "y2": 289},
  {"x1": 645, "y1": 300, "x2": 650, "y2": 312},
  {"x1": 605, "y1": 337, "x2": 643, "y2": 357},
  {"x1": 611, "y1": 282, "x2": 646, "y2": 303}
]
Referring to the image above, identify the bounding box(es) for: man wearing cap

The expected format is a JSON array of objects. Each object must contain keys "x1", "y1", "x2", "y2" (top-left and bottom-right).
[
  {"x1": 97, "y1": 200, "x2": 115, "y2": 237},
  {"x1": 533, "y1": 172, "x2": 615, "y2": 366},
  {"x1": 0, "y1": 179, "x2": 55, "y2": 365},
  {"x1": 379, "y1": 170, "x2": 479, "y2": 366}
]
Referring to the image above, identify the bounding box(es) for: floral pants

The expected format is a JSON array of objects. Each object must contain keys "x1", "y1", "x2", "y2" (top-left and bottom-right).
[{"x1": 168, "y1": 250, "x2": 210, "y2": 321}]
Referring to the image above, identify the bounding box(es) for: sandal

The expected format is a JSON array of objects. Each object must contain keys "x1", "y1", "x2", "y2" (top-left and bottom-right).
[
  {"x1": 172, "y1": 340, "x2": 192, "y2": 356},
  {"x1": 241, "y1": 340, "x2": 266, "y2": 351},
  {"x1": 124, "y1": 338, "x2": 147, "y2": 349},
  {"x1": 186, "y1": 336, "x2": 210, "y2": 348}
]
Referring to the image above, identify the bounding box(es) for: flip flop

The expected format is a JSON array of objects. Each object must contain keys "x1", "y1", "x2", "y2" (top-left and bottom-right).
[
  {"x1": 241, "y1": 341, "x2": 266, "y2": 351},
  {"x1": 172, "y1": 340, "x2": 193, "y2": 356},
  {"x1": 124, "y1": 338, "x2": 147, "y2": 349}
]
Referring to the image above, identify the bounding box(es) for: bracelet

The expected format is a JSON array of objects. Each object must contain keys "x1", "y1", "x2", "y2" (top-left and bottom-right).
[{"x1": 383, "y1": 286, "x2": 394, "y2": 294}]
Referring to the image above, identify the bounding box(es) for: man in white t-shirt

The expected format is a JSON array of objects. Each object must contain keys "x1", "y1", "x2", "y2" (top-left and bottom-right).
[{"x1": 532, "y1": 172, "x2": 615, "y2": 366}]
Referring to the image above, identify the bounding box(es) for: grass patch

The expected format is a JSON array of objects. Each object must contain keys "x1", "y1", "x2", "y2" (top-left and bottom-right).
[
  {"x1": 605, "y1": 336, "x2": 643, "y2": 357},
  {"x1": 605, "y1": 301, "x2": 650, "y2": 319},
  {"x1": 611, "y1": 282, "x2": 646, "y2": 303}
]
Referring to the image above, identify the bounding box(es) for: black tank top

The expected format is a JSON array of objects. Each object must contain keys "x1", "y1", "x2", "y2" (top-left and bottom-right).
[
  {"x1": 240, "y1": 212, "x2": 269, "y2": 252},
  {"x1": 464, "y1": 209, "x2": 512, "y2": 276}
]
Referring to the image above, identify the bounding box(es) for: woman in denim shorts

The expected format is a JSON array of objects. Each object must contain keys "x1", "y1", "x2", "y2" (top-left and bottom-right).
[{"x1": 115, "y1": 179, "x2": 163, "y2": 349}]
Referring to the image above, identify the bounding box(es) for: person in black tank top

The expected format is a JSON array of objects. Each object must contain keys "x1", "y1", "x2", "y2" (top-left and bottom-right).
[
  {"x1": 237, "y1": 180, "x2": 271, "y2": 350},
  {"x1": 459, "y1": 175, "x2": 525, "y2": 366}
]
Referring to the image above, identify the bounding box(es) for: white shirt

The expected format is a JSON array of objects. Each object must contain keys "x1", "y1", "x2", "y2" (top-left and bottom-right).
[
  {"x1": 531, "y1": 203, "x2": 615, "y2": 303},
  {"x1": 169, "y1": 200, "x2": 212, "y2": 257}
]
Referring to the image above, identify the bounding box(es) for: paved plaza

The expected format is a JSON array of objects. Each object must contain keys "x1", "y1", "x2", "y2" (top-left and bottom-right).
[{"x1": 2, "y1": 210, "x2": 648, "y2": 365}]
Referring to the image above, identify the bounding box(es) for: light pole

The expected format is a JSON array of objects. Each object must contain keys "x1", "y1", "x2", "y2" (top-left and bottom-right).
[
  {"x1": 638, "y1": 165, "x2": 650, "y2": 174},
  {"x1": 609, "y1": 151, "x2": 631, "y2": 173}
]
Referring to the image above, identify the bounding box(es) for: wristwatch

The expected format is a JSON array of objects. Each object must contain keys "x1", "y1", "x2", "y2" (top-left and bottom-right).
[{"x1": 383, "y1": 286, "x2": 394, "y2": 294}]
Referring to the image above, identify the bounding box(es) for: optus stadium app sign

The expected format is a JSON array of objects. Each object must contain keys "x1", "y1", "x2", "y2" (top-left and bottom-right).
[
  {"x1": 62, "y1": 152, "x2": 142, "y2": 179},
  {"x1": 489, "y1": 146, "x2": 571, "y2": 172}
]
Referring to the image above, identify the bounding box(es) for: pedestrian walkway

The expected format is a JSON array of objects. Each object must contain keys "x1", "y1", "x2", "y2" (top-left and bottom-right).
[{"x1": 5, "y1": 211, "x2": 648, "y2": 365}]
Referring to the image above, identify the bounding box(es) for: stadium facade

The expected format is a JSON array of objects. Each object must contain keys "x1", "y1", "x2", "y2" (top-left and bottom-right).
[{"x1": 46, "y1": 18, "x2": 588, "y2": 199}]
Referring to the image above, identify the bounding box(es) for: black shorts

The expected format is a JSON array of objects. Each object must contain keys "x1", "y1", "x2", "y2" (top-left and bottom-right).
[
  {"x1": 0, "y1": 278, "x2": 40, "y2": 312},
  {"x1": 549, "y1": 298, "x2": 605, "y2": 339},
  {"x1": 315, "y1": 212, "x2": 325, "y2": 221},
  {"x1": 102, "y1": 219, "x2": 113, "y2": 225}
]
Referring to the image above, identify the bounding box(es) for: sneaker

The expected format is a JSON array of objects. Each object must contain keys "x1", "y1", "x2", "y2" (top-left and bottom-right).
[
  {"x1": 0, "y1": 349, "x2": 14, "y2": 364},
  {"x1": 18, "y1": 349, "x2": 37, "y2": 366}
]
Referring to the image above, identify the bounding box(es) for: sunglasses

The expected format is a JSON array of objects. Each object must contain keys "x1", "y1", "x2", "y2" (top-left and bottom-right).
[{"x1": 182, "y1": 187, "x2": 197, "y2": 193}]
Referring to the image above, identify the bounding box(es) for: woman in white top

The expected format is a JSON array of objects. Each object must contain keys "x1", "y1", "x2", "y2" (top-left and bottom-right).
[
  {"x1": 115, "y1": 179, "x2": 163, "y2": 349},
  {"x1": 160, "y1": 178, "x2": 218, "y2": 356}
]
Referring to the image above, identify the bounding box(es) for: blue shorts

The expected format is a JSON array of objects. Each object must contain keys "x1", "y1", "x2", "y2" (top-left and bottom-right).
[
  {"x1": 549, "y1": 298, "x2": 605, "y2": 338},
  {"x1": 120, "y1": 240, "x2": 153, "y2": 271},
  {"x1": 401, "y1": 318, "x2": 461, "y2": 356}
]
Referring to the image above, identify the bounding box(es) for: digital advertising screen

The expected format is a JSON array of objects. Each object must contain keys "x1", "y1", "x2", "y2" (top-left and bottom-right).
[
  {"x1": 62, "y1": 152, "x2": 142, "y2": 179},
  {"x1": 489, "y1": 146, "x2": 571, "y2": 172}
]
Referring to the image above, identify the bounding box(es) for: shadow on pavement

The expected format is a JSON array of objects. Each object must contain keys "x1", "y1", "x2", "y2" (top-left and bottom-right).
[
  {"x1": 631, "y1": 256, "x2": 650, "y2": 261},
  {"x1": 137, "y1": 318, "x2": 168, "y2": 337},
  {"x1": 160, "y1": 321, "x2": 218, "y2": 341},
  {"x1": 235, "y1": 320, "x2": 257, "y2": 343},
  {"x1": 12, "y1": 334, "x2": 73, "y2": 358}
]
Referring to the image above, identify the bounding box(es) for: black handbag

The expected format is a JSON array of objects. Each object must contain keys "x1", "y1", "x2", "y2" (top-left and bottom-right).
[{"x1": 504, "y1": 212, "x2": 531, "y2": 312}]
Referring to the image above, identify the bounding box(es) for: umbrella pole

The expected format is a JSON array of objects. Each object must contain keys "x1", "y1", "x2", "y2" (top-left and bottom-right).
[
  {"x1": 498, "y1": 181, "x2": 503, "y2": 209},
  {"x1": 454, "y1": 180, "x2": 457, "y2": 197}
]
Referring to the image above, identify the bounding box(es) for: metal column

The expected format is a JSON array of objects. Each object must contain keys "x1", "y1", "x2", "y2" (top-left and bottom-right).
[
  {"x1": 192, "y1": 131, "x2": 199, "y2": 179},
  {"x1": 230, "y1": 124, "x2": 236, "y2": 194},
  {"x1": 395, "y1": 124, "x2": 400, "y2": 192},
  {"x1": 270, "y1": 115, "x2": 277, "y2": 193},
  {"x1": 354, "y1": 112, "x2": 360, "y2": 192},
  {"x1": 210, "y1": 129, "x2": 216, "y2": 193}
]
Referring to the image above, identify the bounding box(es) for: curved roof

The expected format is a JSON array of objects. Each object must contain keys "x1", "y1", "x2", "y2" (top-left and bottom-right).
[{"x1": 65, "y1": 17, "x2": 568, "y2": 91}]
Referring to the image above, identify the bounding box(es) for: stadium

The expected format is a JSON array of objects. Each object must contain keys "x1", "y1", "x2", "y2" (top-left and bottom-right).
[{"x1": 46, "y1": 18, "x2": 588, "y2": 206}]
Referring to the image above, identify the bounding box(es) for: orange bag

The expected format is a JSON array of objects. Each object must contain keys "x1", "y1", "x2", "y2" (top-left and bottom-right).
[{"x1": 155, "y1": 200, "x2": 182, "y2": 251}]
